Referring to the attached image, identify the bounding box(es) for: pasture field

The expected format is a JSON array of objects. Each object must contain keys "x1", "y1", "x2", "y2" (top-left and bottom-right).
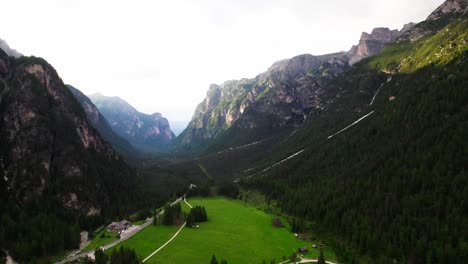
[{"x1": 143, "y1": 197, "x2": 336, "y2": 264}]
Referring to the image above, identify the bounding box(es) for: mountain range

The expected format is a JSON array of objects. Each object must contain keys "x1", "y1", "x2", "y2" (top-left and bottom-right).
[
  {"x1": 0, "y1": 0, "x2": 467, "y2": 263},
  {"x1": 175, "y1": 23, "x2": 415, "y2": 152}
]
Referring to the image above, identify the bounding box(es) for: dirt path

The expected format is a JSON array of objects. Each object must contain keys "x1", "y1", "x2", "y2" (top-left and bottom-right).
[
  {"x1": 142, "y1": 199, "x2": 193, "y2": 263},
  {"x1": 184, "y1": 197, "x2": 193, "y2": 208}
]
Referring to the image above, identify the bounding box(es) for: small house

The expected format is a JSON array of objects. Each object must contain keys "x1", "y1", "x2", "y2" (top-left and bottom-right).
[{"x1": 107, "y1": 220, "x2": 131, "y2": 233}]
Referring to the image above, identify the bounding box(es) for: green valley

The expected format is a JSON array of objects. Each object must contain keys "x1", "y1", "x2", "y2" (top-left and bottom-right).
[{"x1": 113, "y1": 197, "x2": 336, "y2": 264}]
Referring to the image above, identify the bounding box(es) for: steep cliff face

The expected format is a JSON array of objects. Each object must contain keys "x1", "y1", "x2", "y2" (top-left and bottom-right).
[
  {"x1": 177, "y1": 24, "x2": 411, "y2": 150},
  {"x1": 427, "y1": 0, "x2": 467, "y2": 21},
  {"x1": 0, "y1": 49, "x2": 138, "y2": 215},
  {"x1": 347, "y1": 28, "x2": 402, "y2": 65},
  {"x1": 89, "y1": 94, "x2": 175, "y2": 153},
  {"x1": 68, "y1": 85, "x2": 140, "y2": 158},
  {"x1": 176, "y1": 52, "x2": 350, "y2": 150}
]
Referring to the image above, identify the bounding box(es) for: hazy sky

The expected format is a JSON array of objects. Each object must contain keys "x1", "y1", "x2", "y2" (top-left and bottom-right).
[{"x1": 1, "y1": 0, "x2": 444, "y2": 125}]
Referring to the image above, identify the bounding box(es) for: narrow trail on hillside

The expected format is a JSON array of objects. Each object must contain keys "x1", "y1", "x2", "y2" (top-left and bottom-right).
[
  {"x1": 327, "y1": 111, "x2": 374, "y2": 139},
  {"x1": 246, "y1": 110, "x2": 376, "y2": 180},
  {"x1": 247, "y1": 149, "x2": 306, "y2": 178},
  {"x1": 143, "y1": 199, "x2": 193, "y2": 263},
  {"x1": 369, "y1": 83, "x2": 384, "y2": 106},
  {"x1": 216, "y1": 140, "x2": 265, "y2": 155}
]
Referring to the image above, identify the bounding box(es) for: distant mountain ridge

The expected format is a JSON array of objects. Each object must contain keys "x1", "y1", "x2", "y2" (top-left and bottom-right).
[{"x1": 89, "y1": 93, "x2": 175, "y2": 153}]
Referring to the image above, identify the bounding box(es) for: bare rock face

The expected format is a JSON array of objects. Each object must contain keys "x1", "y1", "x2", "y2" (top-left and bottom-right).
[
  {"x1": 427, "y1": 0, "x2": 468, "y2": 21},
  {"x1": 89, "y1": 94, "x2": 175, "y2": 153},
  {"x1": 347, "y1": 28, "x2": 402, "y2": 65},
  {"x1": 68, "y1": 85, "x2": 139, "y2": 157},
  {"x1": 177, "y1": 52, "x2": 350, "y2": 148},
  {"x1": 0, "y1": 48, "x2": 138, "y2": 215},
  {"x1": 398, "y1": 0, "x2": 467, "y2": 42}
]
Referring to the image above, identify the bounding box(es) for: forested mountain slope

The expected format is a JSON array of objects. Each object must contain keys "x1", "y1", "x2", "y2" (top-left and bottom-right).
[
  {"x1": 175, "y1": 24, "x2": 416, "y2": 153},
  {"x1": 0, "y1": 49, "x2": 144, "y2": 262},
  {"x1": 241, "y1": 11, "x2": 468, "y2": 264}
]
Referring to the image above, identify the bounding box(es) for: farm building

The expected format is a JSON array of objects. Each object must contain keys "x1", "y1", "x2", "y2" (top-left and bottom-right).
[{"x1": 107, "y1": 220, "x2": 131, "y2": 233}]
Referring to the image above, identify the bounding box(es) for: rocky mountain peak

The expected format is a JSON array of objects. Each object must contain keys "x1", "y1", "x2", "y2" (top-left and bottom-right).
[
  {"x1": 427, "y1": 0, "x2": 468, "y2": 21},
  {"x1": 347, "y1": 27, "x2": 402, "y2": 65},
  {"x1": 361, "y1": 27, "x2": 400, "y2": 42}
]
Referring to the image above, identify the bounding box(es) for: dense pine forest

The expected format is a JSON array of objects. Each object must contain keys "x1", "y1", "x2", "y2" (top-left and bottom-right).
[{"x1": 242, "y1": 18, "x2": 468, "y2": 263}]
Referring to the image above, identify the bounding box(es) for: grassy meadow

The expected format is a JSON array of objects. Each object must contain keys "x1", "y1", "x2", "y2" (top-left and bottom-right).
[{"x1": 144, "y1": 197, "x2": 336, "y2": 263}]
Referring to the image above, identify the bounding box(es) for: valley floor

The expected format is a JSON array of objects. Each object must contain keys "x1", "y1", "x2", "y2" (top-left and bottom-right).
[{"x1": 123, "y1": 197, "x2": 336, "y2": 264}]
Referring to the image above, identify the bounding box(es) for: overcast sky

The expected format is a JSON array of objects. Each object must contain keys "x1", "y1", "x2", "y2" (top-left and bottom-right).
[{"x1": 1, "y1": 0, "x2": 444, "y2": 126}]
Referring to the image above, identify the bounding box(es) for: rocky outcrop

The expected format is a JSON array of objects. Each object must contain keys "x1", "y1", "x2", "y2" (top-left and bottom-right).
[
  {"x1": 426, "y1": 0, "x2": 468, "y2": 21},
  {"x1": 68, "y1": 86, "x2": 140, "y2": 158},
  {"x1": 177, "y1": 24, "x2": 410, "y2": 150},
  {"x1": 89, "y1": 94, "x2": 175, "y2": 153},
  {"x1": 398, "y1": 0, "x2": 467, "y2": 42},
  {"x1": 0, "y1": 49, "x2": 138, "y2": 215},
  {"x1": 177, "y1": 52, "x2": 350, "y2": 149},
  {"x1": 347, "y1": 27, "x2": 406, "y2": 65}
]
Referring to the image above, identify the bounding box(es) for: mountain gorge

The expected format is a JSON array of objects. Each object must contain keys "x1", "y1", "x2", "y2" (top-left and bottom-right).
[{"x1": 89, "y1": 94, "x2": 175, "y2": 153}]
